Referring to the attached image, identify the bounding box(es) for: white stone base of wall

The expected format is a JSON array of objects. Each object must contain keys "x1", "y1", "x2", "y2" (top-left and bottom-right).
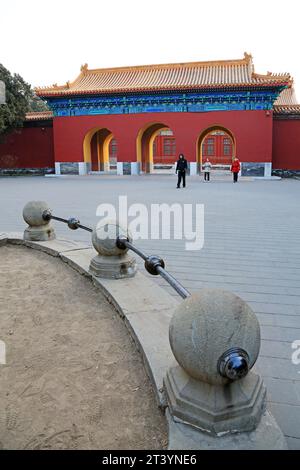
[
  {"x1": 55, "y1": 162, "x2": 61, "y2": 175},
  {"x1": 117, "y1": 162, "x2": 123, "y2": 175},
  {"x1": 189, "y1": 162, "x2": 197, "y2": 175},
  {"x1": 131, "y1": 162, "x2": 140, "y2": 175},
  {"x1": 53, "y1": 161, "x2": 276, "y2": 179},
  {"x1": 55, "y1": 162, "x2": 80, "y2": 175},
  {"x1": 241, "y1": 162, "x2": 273, "y2": 178},
  {"x1": 79, "y1": 162, "x2": 89, "y2": 175},
  {"x1": 117, "y1": 162, "x2": 141, "y2": 175}
]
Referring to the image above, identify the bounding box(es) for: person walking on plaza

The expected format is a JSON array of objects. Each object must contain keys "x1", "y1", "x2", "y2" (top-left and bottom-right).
[
  {"x1": 176, "y1": 154, "x2": 188, "y2": 188},
  {"x1": 203, "y1": 158, "x2": 212, "y2": 182},
  {"x1": 231, "y1": 157, "x2": 240, "y2": 183}
]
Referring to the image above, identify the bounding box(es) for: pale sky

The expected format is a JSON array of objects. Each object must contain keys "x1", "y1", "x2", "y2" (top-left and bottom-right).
[{"x1": 1, "y1": 0, "x2": 299, "y2": 98}]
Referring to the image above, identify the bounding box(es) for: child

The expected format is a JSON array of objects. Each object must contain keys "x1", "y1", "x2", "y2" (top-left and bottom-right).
[{"x1": 203, "y1": 158, "x2": 212, "y2": 182}]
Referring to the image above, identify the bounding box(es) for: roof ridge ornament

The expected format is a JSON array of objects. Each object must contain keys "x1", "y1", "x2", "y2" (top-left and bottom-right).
[
  {"x1": 80, "y1": 63, "x2": 88, "y2": 73},
  {"x1": 244, "y1": 52, "x2": 254, "y2": 76},
  {"x1": 244, "y1": 52, "x2": 253, "y2": 62}
]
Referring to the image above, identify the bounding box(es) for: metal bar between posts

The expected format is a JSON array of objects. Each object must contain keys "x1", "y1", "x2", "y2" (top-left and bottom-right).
[
  {"x1": 156, "y1": 265, "x2": 190, "y2": 299},
  {"x1": 43, "y1": 210, "x2": 191, "y2": 299},
  {"x1": 122, "y1": 240, "x2": 148, "y2": 261},
  {"x1": 43, "y1": 211, "x2": 93, "y2": 233},
  {"x1": 51, "y1": 216, "x2": 92, "y2": 233},
  {"x1": 118, "y1": 238, "x2": 190, "y2": 299}
]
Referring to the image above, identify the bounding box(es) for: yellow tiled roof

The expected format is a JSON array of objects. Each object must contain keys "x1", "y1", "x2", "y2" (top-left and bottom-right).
[
  {"x1": 273, "y1": 104, "x2": 300, "y2": 114},
  {"x1": 273, "y1": 85, "x2": 300, "y2": 114},
  {"x1": 35, "y1": 53, "x2": 291, "y2": 97},
  {"x1": 25, "y1": 111, "x2": 53, "y2": 121},
  {"x1": 275, "y1": 86, "x2": 298, "y2": 105}
]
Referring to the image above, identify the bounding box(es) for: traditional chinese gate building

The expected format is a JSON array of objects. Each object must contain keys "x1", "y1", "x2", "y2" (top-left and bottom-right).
[{"x1": 1, "y1": 53, "x2": 300, "y2": 176}]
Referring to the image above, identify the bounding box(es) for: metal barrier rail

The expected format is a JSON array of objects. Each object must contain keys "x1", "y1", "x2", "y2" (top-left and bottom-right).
[
  {"x1": 116, "y1": 237, "x2": 190, "y2": 299},
  {"x1": 42, "y1": 209, "x2": 190, "y2": 299},
  {"x1": 43, "y1": 210, "x2": 92, "y2": 233}
]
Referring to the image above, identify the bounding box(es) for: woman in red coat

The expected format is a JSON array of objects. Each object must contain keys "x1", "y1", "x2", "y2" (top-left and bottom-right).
[{"x1": 231, "y1": 157, "x2": 240, "y2": 183}]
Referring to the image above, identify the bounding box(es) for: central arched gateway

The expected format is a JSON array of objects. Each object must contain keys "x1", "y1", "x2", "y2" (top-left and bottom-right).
[
  {"x1": 197, "y1": 126, "x2": 236, "y2": 172},
  {"x1": 83, "y1": 127, "x2": 116, "y2": 172},
  {"x1": 136, "y1": 122, "x2": 176, "y2": 173}
]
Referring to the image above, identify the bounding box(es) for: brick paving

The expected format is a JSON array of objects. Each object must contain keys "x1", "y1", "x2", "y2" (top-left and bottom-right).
[{"x1": 1, "y1": 172, "x2": 300, "y2": 448}]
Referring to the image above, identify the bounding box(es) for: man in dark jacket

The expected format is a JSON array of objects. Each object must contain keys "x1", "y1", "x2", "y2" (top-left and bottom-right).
[{"x1": 176, "y1": 154, "x2": 188, "y2": 188}]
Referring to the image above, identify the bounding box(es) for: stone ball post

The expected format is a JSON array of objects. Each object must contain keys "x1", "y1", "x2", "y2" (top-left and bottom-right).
[
  {"x1": 23, "y1": 201, "x2": 55, "y2": 241},
  {"x1": 89, "y1": 219, "x2": 137, "y2": 279},
  {"x1": 164, "y1": 288, "x2": 287, "y2": 448},
  {"x1": 169, "y1": 289, "x2": 260, "y2": 386},
  {"x1": 91, "y1": 220, "x2": 131, "y2": 256}
]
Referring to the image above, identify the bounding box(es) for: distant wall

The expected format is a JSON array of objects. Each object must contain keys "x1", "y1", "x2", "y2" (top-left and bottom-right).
[
  {"x1": 273, "y1": 118, "x2": 300, "y2": 170},
  {"x1": 0, "y1": 123, "x2": 54, "y2": 170},
  {"x1": 3, "y1": 112, "x2": 300, "y2": 172}
]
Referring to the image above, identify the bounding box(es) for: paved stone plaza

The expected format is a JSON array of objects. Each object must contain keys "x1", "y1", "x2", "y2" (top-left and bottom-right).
[{"x1": 0, "y1": 172, "x2": 300, "y2": 448}]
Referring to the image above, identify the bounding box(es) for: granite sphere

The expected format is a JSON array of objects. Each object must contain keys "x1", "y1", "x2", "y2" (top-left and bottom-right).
[{"x1": 169, "y1": 289, "x2": 260, "y2": 385}]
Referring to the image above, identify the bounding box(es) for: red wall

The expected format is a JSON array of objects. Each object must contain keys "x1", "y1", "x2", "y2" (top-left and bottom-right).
[
  {"x1": 272, "y1": 119, "x2": 300, "y2": 169},
  {"x1": 53, "y1": 110, "x2": 273, "y2": 163},
  {"x1": 0, "y1": 110, "x2": 275, "y2": 169},
  {"x1": 0, "y1": 126, "x2": 54, "y2": 168}
]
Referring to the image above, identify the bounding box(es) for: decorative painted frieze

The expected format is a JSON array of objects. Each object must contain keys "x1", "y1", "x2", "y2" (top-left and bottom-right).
[{"x1": 46, "y1": 88, "x2": 284, "y2": 117}]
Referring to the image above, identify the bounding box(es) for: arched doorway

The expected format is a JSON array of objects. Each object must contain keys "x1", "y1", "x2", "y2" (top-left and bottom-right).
[
  {"x1": 197, "y1": 126, "x2": 236, "y2": 172},
  {"x1": 83, "y1": 128, "x2": 117, "y2": 172},
  {"x1": 136, "y1": 123, "x2": 176, "y2": 173}
]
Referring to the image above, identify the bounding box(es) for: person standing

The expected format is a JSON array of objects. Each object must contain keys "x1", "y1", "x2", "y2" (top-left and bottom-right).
[
  {"x1": 231, "y1": 157, "x2": 240, "y2": 183},
  {"x1": 203, "y1": 158, "x2": 212, "y2": 182},
  {"x1": 176, "y1": 154, "x2": 188, "y2": 188}
]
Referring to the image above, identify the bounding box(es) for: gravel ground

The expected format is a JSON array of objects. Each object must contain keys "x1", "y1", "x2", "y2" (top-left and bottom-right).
[{"x1": 0, "y1": 244, "x2": 167, "y2": 450}]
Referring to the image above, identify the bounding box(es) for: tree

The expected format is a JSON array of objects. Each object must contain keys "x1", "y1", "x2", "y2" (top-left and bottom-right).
[
  {"x1": 28, "y1": 93, "x2": 50, "y2": 113},
  {"x1": 0, "y1": 64, "x2": 49, "y2": 137}
]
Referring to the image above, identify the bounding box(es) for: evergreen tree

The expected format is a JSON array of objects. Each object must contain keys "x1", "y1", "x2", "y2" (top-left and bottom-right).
[
  {"x1": 0, "y1": 64, "x2": 49, "y2": 136},
  {"x1": 27, "y1": 93, "x2": 50, "y2": 113}
]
